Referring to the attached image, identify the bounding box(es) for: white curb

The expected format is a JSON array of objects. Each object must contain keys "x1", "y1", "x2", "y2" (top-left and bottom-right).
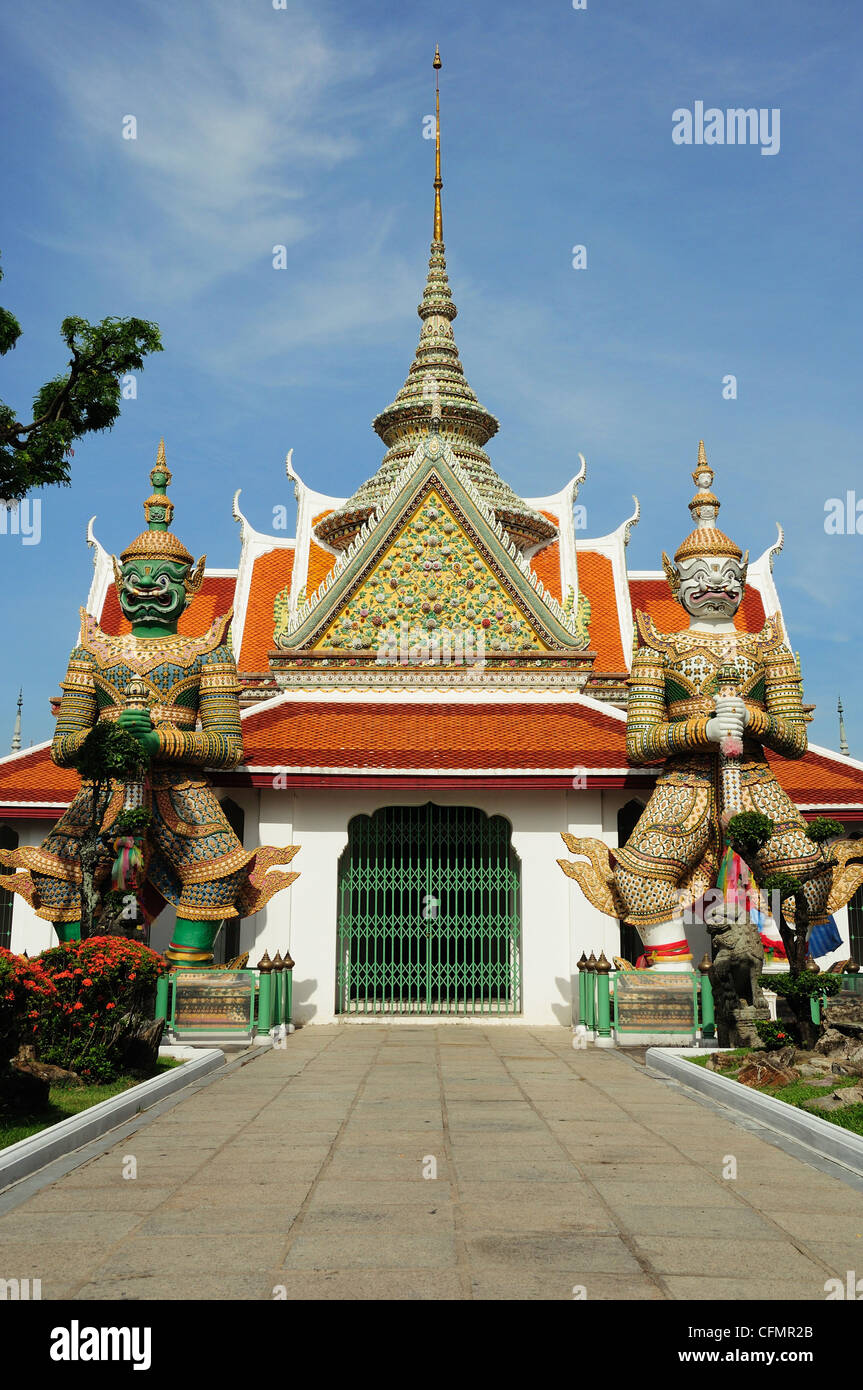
[
  {"x1": 647, "y1": 1047, "x2": 863, "y2": 1177},
  {"x1": 0, "y1": 1048, "x2": 224, "y2": 1192}
]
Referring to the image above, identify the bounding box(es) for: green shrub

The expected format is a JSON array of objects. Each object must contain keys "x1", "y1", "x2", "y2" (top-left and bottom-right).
[
  {"x1": 111, "y1": 806, "x2": 151, "y2": 836},
  {"x1": 70, "y1": 722, "x2": 148, "y2": 783},
  {"x1": 761, "y1": 871, "x2": 802, "y2": 901},
  {"x1": 0, "y1": 948, "x2": 58, "y2": 1066},
  {"x1": 804, "y1": 817, "x2": 846, "y2": 845},
  {"x1": 754, "y1": 1019, "x2": 799, "y2": 1050},
  {"x1": 34, "y1": 936, "x2": 166, "y2": 1083},
  {"x1": 725, "y1": 812, "x2": 775, "y2": 860},
  {"x1": 759, "y1": 971, "x2": 841, "y2": 1000}
]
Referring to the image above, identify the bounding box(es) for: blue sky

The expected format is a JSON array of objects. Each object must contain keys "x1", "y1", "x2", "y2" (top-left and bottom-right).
[{"x1": 1, "y1": 0, "x2": 861, "y2": 753}]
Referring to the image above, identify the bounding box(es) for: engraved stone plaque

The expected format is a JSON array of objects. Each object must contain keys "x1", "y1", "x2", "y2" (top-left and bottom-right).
[
  {"x1": 172, "y1": 969, "x2": 254, "y2": 1036},
  {"x1": 613, "y1": 971, "x2": 698, "y2": 1037}
]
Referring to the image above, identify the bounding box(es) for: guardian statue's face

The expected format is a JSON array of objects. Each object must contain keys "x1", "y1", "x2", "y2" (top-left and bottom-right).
[
  {"x1": 677, "y1": 554, "x2": 745, "y2": 619},
  {"x1": 117, "y1": 557, "x2": 191, "y2": 627}
]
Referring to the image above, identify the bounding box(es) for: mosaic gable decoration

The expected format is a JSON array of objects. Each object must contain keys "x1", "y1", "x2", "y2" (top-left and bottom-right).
[
  {"x1": 271, "y1": 428, "x2": 594, "y2": 690},
  {"x1": 315, "y1": 487, "x2": 553, "y2": 655}
]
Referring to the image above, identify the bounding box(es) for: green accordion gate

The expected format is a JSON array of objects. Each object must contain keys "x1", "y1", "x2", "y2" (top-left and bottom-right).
[{"x1": 336, "y1": 804, "x2": 521, "y2": 1016}]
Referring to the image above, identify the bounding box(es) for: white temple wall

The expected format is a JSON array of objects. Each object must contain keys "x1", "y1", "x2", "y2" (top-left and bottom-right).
[
  {"x1": 249, "y1": 786, "x2": 581, "y2": 1026},
  {"x1": 6, "y1": 793, "x2": 858, "y2": 1007}
]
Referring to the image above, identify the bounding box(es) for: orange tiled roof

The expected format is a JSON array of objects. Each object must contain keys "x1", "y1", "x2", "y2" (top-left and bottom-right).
[
  {"x1": 3, "y1": 705, "x2": 862, "y2": 808},
  {"x1": 528, "y1": 513, "x2": 563, "y2": 601},
  {"x1": 578, "y1": 551, "x2": 627, "y2": 671},
  {"x1": 239, "y1": 702, "x2": 863, "y2": 802},
  {"x1": 237, "y1": 549, "x2": 294, "y2": 671},
  {"x1": 765, "y1": 747, "x2": 863, "y2": 807},
  {"x1": 629, "y1": 577, "x2": 766, "y2": 635},
  {"x1": 99, "y1": 576, "x2": 237, "y2": 638},
  {"x1": 241, "y1": 700, "x2": 628, "y2": 769},
  {"x1": 0, "y1": 745, "x2": 79, "y2": 805}
]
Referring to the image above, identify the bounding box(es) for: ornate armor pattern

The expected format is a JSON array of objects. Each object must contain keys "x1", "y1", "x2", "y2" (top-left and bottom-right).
[{"x1": 614, "y1": 613, "x2": 827, "y2": 929}]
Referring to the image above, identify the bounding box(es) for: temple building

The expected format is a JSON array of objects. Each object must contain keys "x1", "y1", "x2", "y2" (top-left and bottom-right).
[{"x1": 2, "y1": 62, "x2": 863, "y2": 1021}]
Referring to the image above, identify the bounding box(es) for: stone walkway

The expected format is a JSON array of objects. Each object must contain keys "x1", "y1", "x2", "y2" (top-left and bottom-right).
[{"x1": 2, "y1": 1026, "x2": 863, "y2": 1300}]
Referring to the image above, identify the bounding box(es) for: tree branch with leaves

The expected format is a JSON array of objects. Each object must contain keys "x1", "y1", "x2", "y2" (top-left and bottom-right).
[{"x1": 0, "y1": 252, "x2": 162, "y2": 500}]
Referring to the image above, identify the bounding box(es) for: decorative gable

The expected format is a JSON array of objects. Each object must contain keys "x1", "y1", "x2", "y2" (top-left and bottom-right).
[
  {"x1": 315, "y1": 487, "x2": 554, "y2": 656},
  {"x1": 270, "y1": 430, "x2": 594, "y2": 690}
]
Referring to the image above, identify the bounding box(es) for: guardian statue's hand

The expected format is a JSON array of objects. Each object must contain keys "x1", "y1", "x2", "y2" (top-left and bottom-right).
[
  {"x1": 706, "y1": 694, "x2": 746, "y2": 745},
  {"x1": 117, "y1": 708, "x2": 160, "y2": 757}
]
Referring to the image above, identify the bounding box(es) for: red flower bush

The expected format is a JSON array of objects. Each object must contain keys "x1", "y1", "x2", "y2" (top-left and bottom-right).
[
  {"x1": 34, "y1": 937, "x2": 167, "y2": 1082},
  {"x1": 0, "y1": 947, "x2": 59, "y2": 1066}
]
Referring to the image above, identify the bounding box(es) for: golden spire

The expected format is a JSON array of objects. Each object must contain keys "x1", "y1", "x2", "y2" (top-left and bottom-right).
[
  {"x1": 433, "y1": 45, "x2": 443, "y2": 242},
  {"x1": 671, "y1": 440, "x2": 745, "y2": 567}
]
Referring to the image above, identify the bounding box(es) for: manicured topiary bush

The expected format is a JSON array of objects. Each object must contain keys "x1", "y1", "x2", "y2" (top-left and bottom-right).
[{"x1": 760, "y1": 971, "x2": 842, "y2": 1002}]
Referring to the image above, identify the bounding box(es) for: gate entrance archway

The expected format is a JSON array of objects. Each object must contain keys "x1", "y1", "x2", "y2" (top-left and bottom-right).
[{"x1": 336, "y1": 803, "x2": 521, "y2": 1016}]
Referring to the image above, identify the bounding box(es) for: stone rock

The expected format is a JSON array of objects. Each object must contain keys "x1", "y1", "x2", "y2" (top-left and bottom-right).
[
  {"x1": 814, "y1": 1027, "x2": 845, "y2": 1056},
  {"x1": 706, "y1": 1052, "x2": 742, "y2": 1073},
  {"x1": 796, "y1": 1052, "x2": 832, "y2": 1072},
  {"x1": 831, "y1": 1060, "x2": 863, "y2": 1077},
  {"x1": 119, "y1": 1015, "x2": 165, "y2": 1076},
  {"x1": 803, "y1": 1084, "x2": 863, "y2": 1113},
  {"x1": 814, "y1": 1025, "x2": 863, "y2": 1069},
  {"x1": 0, "y1": 1062, "x2": 49, "y2": 1115},
  {"x1": 772, "y1": 1045, "x2": 798, "y2": 1069},
  {"x1": 13, "y1": 1044, "x2": 84, "y2": 1088},
  {"x1": 737, "y1": 1058, "x2": 800, "y2": 1090},
  {"x1": 819, "y1": 998, "x2": 863, "y2": 1039}
]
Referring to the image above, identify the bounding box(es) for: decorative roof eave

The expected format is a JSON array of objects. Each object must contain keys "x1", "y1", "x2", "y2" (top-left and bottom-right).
[
  {"x1": 276, "y1": 433, "x2": 590, "y2": 651},
  {"x1": 84, "y1": 517, "x2": 114, "y2": 624},
  {"x1": 579, "y1": 497, "x2": 640, "y2": 671},
  {"x1": 524, "y1": 453, "x2": 588, "y2": 592},
  {"x1": 241, "y1": 686, "x2": 631, "y2": 713},
  {"x1": 236, "y1": 763, "x2": 639, "y2": 778},
  {"x1": 288, "y1": 452, "x2": 346, "y2": 621},
  {"x1": 231, "y1": 488, "x2": 296, "y2": 663},
  {"x1": 748, "y1": 522, "x2": 789, "y2": 647}
]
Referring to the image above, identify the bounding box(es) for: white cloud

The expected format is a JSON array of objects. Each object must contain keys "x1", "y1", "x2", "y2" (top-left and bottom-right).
[{"x1": 8, "y1": 1, "x2": 396, "y2": 299}]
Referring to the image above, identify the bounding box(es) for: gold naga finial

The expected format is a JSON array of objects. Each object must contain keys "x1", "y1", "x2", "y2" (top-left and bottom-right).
[{"x1": 433, "y1": 46, "x2": 443, "y2": 242}]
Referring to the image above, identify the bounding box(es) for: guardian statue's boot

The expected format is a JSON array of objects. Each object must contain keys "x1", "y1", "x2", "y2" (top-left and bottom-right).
[
  {"x1": 0, "y1": 441, "x2": 299, "y2": 964},
  {"x1": 559, "y1": 442, "x2": 863, "y2": 969}
]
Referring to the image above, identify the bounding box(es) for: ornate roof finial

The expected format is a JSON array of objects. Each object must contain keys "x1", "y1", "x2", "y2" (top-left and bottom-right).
[
  {"x1": 433, "y1": 45, "x2": 443, "y2": 242},
  {"x1": 839, "y1": 694, "x2": 850, "y2": 757},
  {"x1": 313, "y1": 53, "x2": 557, "y2": 556},
  {"x1": 11, "y1": 688, "x2": 22, "y2": 754}
]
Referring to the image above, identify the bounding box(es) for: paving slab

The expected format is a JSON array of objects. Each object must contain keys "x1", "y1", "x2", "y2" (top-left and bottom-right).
[
  {"x1": 266, "y1": 1269, "x2": 467, "y2": 1300},
  {"x1": 4, "y1": 1023, "x2": 863, "y2": 1301}
]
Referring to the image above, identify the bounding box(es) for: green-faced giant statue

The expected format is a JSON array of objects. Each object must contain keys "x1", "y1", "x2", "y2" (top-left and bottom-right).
[{"x1": 0, "y1": 441, "x2": 298, "y2": 965}]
